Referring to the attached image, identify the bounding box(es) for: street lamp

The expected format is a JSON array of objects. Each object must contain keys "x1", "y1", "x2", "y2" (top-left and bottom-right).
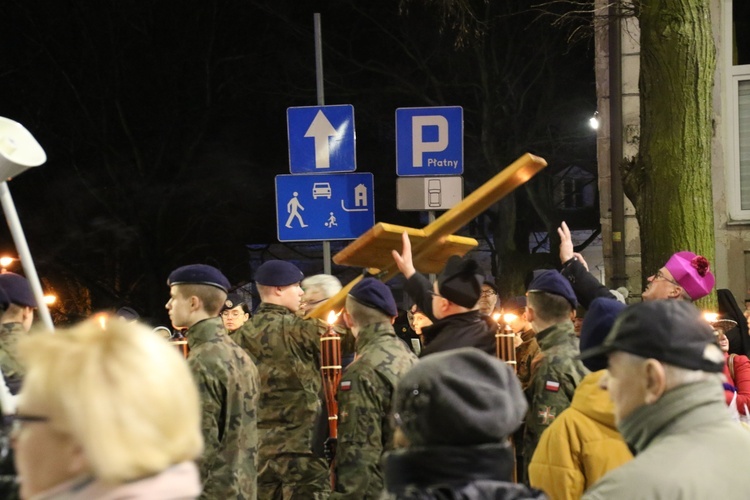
[
  {"x1": 589, "y1": 111, "x2": 600, "y2": 130},
  {"x1": 0, "y1": 117, "x2": 53, "y2": 331},
  {"x1": 43, "y1": 294, "x2": 56, "y2": 306}
]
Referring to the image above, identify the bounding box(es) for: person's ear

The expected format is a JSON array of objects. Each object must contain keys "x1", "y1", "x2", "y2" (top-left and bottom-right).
[
  {"x1": 669, "y1": 286, "x2": 683, "y2": 299},
  {"x1": 643, "y1": 359, "x2": 667, "y2": 404},
  {"x1": 526, "y1": 306, "x2": 536, "y2": 323},
  {"x1": 342, "y1": 310, "x2": 354, "y2": 329},
  {"x1": 189, "y1": 295, "x2": 201, "y2": 312}
]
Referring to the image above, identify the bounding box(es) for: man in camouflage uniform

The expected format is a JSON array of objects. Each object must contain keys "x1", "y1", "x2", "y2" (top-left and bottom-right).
[
  {"x1": 522, "y1": 270, "x2": 589, "y2": 484},
  {"x1": 166, "y1": 264, "x2": 260, "y2": 500},
  {"x1": 234, "y1": 260, "x2": 331, "y2": 499},
  {"x1": 331, "y1": 278, "x2": 418, "y2": 499},
  {"x1": 0, "y1": 273, "x2": 35, "y2": 394}
]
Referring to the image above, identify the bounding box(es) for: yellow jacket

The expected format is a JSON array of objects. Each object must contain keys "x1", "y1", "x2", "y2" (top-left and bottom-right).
[{"x1": 528, "y1": 370, "x2": 632, "y2": 500}]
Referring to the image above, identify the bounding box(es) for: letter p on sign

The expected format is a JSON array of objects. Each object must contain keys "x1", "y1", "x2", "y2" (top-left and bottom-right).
[{"x1": 412, "y1": 115, "x2": 448, "y2": 166}]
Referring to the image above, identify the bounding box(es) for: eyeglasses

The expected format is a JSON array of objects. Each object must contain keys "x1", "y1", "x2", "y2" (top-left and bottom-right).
[
  {"x1": 10, "y1": 413, "x2": 49, "y2": 435},
  {"x1": 480, "y1": 290, "x2": 497, "y2": 298},
  {"x1": 221, "y1": 310, "x2": 245, "y2": 319},
  {"x1": 653, "y1": 270, "x2": 679, "y2": 286}
]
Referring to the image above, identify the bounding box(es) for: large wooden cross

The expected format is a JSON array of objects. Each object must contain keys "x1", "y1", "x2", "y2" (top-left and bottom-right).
[{"x1": 308, "y1": 153, "x2": 547, "y2": 319}]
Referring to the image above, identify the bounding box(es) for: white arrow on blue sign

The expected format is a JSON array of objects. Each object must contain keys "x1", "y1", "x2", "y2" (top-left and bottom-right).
[
  {"x1": 275, "y1": 173, "x2": 374, "y2": 242},
  {"x1": 395, "y1": 106, "x2": 463, "y2": 176},
  {"x1": 287, "y1": 105, "x2": 356, "y2": 173}
]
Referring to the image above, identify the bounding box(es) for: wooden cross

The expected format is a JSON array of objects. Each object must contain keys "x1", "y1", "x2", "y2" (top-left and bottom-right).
[{"x1": 307, "y1": 153, "x2": 547, "y2": 319}]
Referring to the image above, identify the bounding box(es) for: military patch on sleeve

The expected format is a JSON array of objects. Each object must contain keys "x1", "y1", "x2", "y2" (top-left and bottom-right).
[
  {"x1": 538, "y1": 406, "x2": 556, "y2": 425},
  {"x1": 340, "y1": 380, "x2": 352, "y2": 391},
  {"x1": 545, "y1": 380, "x2": 560, "y2": 392}
]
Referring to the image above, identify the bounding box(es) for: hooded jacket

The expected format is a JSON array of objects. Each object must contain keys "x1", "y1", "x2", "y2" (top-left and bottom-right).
[{"x1": 528, "y1": 370, "x2": 632, "y2": 500}]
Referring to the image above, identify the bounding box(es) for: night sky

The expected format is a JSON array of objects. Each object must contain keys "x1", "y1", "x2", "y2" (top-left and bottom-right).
[{"x1": 0, "y1": 0, "x2": 595, "y2": 325}]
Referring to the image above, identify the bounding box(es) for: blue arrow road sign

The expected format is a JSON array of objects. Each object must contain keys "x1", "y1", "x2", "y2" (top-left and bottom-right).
[
  {"x1": 287, "y1": 105, "x2": 356, "y2": 173},
  {"x1": 396, "y1": 106, "x2": 463, "y2": 176},
  {"x1": 275, "y1": 173, "x2": 374, "y2": 242}
]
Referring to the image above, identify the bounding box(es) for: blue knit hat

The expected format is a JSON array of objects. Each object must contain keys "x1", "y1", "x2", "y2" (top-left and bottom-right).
[{"x1": 579, "y1": 298, "x2": 626, "y2": 371}]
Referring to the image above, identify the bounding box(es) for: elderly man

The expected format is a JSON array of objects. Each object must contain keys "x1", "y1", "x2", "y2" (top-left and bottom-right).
[
  {"x1": 557, "y1": 221, "x2": 714, "y2": 307},
  {"x1": 331, "y1": 278, "x2": 418, "y2": 499},
  {"x1": 579, "y1": 301, "x2": 750, "y2": 499},
  {"x1": 477, "y1": 277, "x2": 500, "y2": 316},
  {"x1": 392, "y1": 232, "x2": 495, "y2": 356}
]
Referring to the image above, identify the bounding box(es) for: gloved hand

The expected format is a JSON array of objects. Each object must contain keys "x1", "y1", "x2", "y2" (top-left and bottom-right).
[{"x1": 324, "y1": 437, "x2": 337, "y2": 465}]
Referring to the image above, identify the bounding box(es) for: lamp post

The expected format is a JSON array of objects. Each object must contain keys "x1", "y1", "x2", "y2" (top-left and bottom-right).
[
  {"x1": 0, "y1": 256, "x2": 14, "y2": 273},
  {"x1": 0, "y1": 117, "x2": 54, "y2": 330}
]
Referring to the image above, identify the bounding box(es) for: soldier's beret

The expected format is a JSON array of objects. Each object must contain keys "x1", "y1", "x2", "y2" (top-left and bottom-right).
[
  {"x1": 527, "y1": 269, "x2": 577, "y2": 309},
  {"x1": 579, "y1": 298, "x2": 626, "y2": 372},
  {"x1": 115, "y1": 306, "x2": 140, "y2": 322},
  {"x1": 222, "y1": 292, "x2": 246, "y2": 311},
  {"x1": 348, "y1": 278, "x2": 398, "y2": 317},
  {"x1": 167, "y1": 264, "x2": 230, "y2": 292},
  {"x1": 437, "y1": 256, "x2": 483, "y2": 309},
  {"x1": 0, "y1": 272, "x2": 36, "y2": 308},
  {"x1": 255, "y1": 260, "x2": 304, "y2": 287},
  {"x1": 393, "y1": 348, "x2": 527, "y2": 446}
]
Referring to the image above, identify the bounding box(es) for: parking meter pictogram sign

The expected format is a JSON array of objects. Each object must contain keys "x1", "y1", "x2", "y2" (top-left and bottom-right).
[
  {"x1": 275, "y1": 173, "x2": 374, "y2": 242},
  {"x1": 396, "y1": 106, "x2": 463, "y2": 176},
  {"x1": 287, "y1": 105, "x2": 356, "y2": 173}
]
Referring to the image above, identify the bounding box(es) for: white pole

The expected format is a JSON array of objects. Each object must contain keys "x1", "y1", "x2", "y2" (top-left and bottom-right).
[
  {"x1": 314, "y1": 13, "x2": 332, "y2": 275},
  {"x1": 0, "y1": 181, "x2": 54, "y2": 331}
]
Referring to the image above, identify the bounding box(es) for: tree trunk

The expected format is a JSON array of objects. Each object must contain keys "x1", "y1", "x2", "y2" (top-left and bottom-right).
[{"x1": 632, "y1": 0, "x2": 716, "y2": 306}]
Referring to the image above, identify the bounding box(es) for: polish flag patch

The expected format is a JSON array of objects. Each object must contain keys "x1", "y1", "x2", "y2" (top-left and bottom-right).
[
  {"x1": 545, "y1": 380, "x2": 560, "y2": 392},
  {"x1": 340, "y1": 380, "x2": 352, "y2": 391}
]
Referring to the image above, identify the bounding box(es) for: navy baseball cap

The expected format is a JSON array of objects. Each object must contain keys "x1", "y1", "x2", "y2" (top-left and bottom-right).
[
  {"x1": 0, "y1": 272, "x2": 36, "y2": 308},
  {"x1": 167, "y1": 264, "x2": 230, "y2": 292},
  {"x1": 578, "y1": 300, "x2": 725, "y2": 373},
  {"x1": 527, "y1": 270, "x2": 577, "y2": 309},
  {"x1": 255, "y1": 261, "x2": 304, "y2": 287},
  {"x1": 348, "y1": 278, "x2": 398, "y2": 317}
]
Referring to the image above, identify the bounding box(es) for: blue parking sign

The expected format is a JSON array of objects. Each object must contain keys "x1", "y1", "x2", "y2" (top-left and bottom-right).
[
  {"x1": 275, "y1": 173, "x2": 374, "y2": 242},
  {"x1": 287, "y1": 105, "x2": 356, "y2": 173},
  {"x1": 396, "y1": 106, "x2": 463, "y2": 176}
]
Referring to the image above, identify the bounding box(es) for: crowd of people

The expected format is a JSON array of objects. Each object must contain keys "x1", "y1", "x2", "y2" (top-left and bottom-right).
[{"x1": 1, "y1": 220, "x2": 749, "y2": 499}]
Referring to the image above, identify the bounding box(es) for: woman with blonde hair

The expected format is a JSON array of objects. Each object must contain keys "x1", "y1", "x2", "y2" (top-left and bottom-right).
[{"x1": 11, "y1": 316, "x2": 204, "y2": 499}]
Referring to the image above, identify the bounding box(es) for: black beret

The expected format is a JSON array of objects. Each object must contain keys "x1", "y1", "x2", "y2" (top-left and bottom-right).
[
  {"x1": 579, "y1": 298, "x2": 626, "y2": 371},
  {"x1": 579, "y1": 301, "x2": 725, "y2": 373},
  {"x1": 437, "y1": 256, "x2": 483, "y2": 308},
  {"x1": 255, "y1": 260, "x2": 304, "y2": 287},
  {"x1": 222, "y1": 292, "x2": 246, "y2": 311},
  {"x1": 0, "y1": 272, "x2": 36, "y2": 308},
  {"x1": 348, "y1": 278, "x2": 398, "y2": 317},
  {"x1": 394, "y1": 348, "x2": 527, "y2": 446},
  {"x1": 528, "y1": 270, "x2": 577, "y2": 309},
  {"x1": 167, "y1": 264, "x2": 230, "y2": 292}
]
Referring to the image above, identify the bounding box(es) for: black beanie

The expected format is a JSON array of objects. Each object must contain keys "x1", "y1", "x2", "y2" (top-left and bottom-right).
[
  {"x1": 393, "y1": 348, "x2": 527, "y2": 446},
  {"x1": 437, "y1": 256, "x2": 483, "y2": 308}
]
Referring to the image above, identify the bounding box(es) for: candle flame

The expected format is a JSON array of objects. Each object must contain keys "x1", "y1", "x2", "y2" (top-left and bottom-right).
[
  {"x1": 327, "y1": 310, "x2": 338, "y2": 325},
  {"x1": 702, "y1": 311, "x2": 719, "y2": 324},
  {"x1": 98, "y1": 313, "x2": 108, "y2": 330},
  {"x1": 503, "y1": 313, "x2": 518, "y2": 324},
  {"x1": 492, "y1": 312, "x2": 501, "y2": 323}
]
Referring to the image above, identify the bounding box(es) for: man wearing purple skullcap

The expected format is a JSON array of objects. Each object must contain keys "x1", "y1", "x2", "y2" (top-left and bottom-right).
[{"x1": 558, "y1": 221, "x2": 715, "y2": 305}]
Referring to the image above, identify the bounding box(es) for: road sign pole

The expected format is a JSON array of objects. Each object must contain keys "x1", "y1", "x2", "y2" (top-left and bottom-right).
[{"x1": 314, "y1": 13, "x2": 332, "y2": 275}]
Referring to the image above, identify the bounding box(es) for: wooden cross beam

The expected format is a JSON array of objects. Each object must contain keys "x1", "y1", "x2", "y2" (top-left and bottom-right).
[{"x1": 307, "y1": 153, "x2": 547, "y2": 319}]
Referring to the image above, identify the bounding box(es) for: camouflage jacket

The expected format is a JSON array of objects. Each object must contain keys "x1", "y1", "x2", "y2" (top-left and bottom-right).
[
  {"x1": 516, "y1": 327, "x2": 541, "y2": 391},
  {"x1": 187, "y1": 317, "x2": 260, "y2": 500},
  {"x1": 0, "y1": 322, "x2": 25, "y2": 394},
  {"x1": 234, "y1": 303, "x2": 327, "y2": 458},
  {"x1": 332, "y1": 322, "x2": 419, "y2": 500},
  {"x1": 522, "y1": 320, "x2": 588, "y2": 480}
]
